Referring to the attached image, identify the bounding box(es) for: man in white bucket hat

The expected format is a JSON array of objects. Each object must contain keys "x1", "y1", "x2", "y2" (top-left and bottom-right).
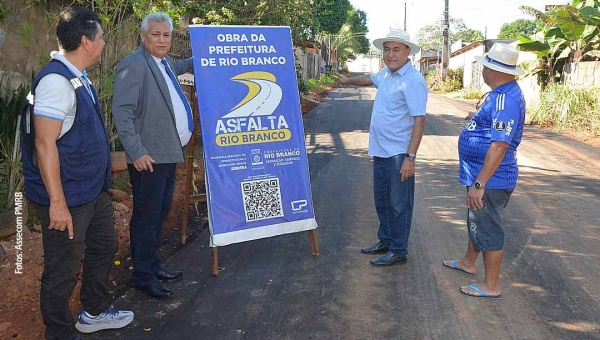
[
  {"x1": 338, "y1": 28, "x2": 427, "y2": 266},
  {"x1": 443, "y1": 42, "x2": 526, "y2": 299}
]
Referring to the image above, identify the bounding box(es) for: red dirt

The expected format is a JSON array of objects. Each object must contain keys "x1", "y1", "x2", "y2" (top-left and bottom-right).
[{"x1": 0, "y1": 161, "x2": 205, "y2": 340}]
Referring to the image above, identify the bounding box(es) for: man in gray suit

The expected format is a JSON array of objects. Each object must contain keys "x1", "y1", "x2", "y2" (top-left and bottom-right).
[{"x1": 112, "y1": 12, "x2": 194, "y2": 299}]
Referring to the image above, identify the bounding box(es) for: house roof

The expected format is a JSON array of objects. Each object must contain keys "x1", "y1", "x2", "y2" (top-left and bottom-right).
[{"x1": 450, "y1": 39, "x2": 516, "y2": 58}]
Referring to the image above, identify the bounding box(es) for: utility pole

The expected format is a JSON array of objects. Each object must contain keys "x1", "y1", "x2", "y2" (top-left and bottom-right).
[
  {"x1": 441, "y1": 0, "x2": 449, "y2": 81},
  {"x1": 404, "y1": 2, "x2": 407, "y2": 31}
]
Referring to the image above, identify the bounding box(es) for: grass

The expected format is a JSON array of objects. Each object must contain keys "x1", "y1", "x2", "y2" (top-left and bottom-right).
[
  {"x1": 529, "y1": 84, "x2": 600, "y2": 137},
  {"x1": 305, "y1": 73, "x2": 337, "y2": 92},
  {"x1": 458, "y1": 88, "x2": 484, "y2": 100}
]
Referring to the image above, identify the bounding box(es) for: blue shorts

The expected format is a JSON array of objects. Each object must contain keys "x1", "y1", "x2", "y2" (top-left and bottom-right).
[{"x1": 467, "y1": 188, "x2": 514, "y2": 252}]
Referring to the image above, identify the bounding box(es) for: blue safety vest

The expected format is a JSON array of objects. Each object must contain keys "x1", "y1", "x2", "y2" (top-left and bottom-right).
[{"x1": 21, "y1": 60, "x2": 111, "y2": 206}]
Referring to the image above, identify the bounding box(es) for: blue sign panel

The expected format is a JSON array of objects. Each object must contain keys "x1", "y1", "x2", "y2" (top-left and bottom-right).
[{"x1": 189, "y1": 25, "x2": 317, "y2": 246}]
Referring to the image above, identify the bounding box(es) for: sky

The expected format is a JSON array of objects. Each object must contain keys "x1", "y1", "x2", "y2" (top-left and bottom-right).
[{"x1": 348, "y1": 0, "x2": 563, "y2": 46}]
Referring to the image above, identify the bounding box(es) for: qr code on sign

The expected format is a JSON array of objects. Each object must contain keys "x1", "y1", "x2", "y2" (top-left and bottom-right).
[{"x1": 241, "y1": 178, "x2": 284, "y2": 222}]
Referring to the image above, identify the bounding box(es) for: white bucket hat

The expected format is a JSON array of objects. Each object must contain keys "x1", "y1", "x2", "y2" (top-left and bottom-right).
[
  {"x1": 474, "y1": 43, "x2": 525, "y2": 76},
  {"x1": 373, "y1": 28, "x2": 420, "y2": 55}
]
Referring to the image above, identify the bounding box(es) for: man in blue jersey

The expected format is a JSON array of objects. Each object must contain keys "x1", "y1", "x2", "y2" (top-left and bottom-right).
[
  {"x1": 21, "y1": 7, "x2": 133, "y2": 339},
  {"x1": 443, "y1": 43, "x2": 526, "y2": 299},
  {"x1": 338, "y1": 28, "x2": 427, "y2": 266}
]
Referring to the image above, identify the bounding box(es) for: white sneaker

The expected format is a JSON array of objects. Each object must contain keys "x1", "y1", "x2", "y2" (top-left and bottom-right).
[{"x1": 75, "y1": 306, "x2": 134, "y2": 333}]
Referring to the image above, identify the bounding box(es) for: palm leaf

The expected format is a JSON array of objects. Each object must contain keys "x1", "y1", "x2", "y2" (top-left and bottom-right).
[{"x1": 521, "y1": 5, "x2": 556, "y2": 25}]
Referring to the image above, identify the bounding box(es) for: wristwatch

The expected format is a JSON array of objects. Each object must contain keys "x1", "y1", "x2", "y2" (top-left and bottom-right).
[
  {"x1": 474, "y1": 181, "x2": 484, "y2": 189},
  {"x1": 407, "y1": 154, "x2": 416, "y2": 161}
]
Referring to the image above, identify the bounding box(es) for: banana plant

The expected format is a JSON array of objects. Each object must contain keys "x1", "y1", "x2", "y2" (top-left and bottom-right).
[{"x1": 517, "y1": 0, "x2": 600, "y2": 88}]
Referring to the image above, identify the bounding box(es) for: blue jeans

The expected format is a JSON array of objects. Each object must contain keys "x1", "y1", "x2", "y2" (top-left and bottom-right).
[
  {"x1": 373, "y1": 154, "x2": 415, "y2": 257},
  {"x1": 128, "y1": 163, "x2": 176, "y2": 286}
]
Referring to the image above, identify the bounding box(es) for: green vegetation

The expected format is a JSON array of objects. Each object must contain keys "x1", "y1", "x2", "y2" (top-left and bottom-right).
[
  {"x1": 416, "y1": 18, "x2": 484, "y2": 51},
  {"x1": 425, "y1": 68, "x2": 463, "y2": 93},
  {"x1": 0, "y1": 5, "x2": 8, "y2": 25},
  {"x1": 17, "y1": 22, "x2": 33, "y2": 47},
  {"x1": 458, "y1": 88, "x2": 483, "y2": 100},
  {"x1": 313, "y1": 0, "x2": 352, "y2": 34},
  {"x1": 517, "y1": 0, "x2": 600, "y2": 89},
  {"x1": 441, "y1": 67, "x2": 463, "y2": 93},
  {"x1": 346, "y1": 8, "x2": 370, "y2": 54},
  {"x1": 529, "y1": 84, "x2": 600, "y2": 137},
  {"x1": 498, "y1": 19, "x2": 541, "y2": 39},
  {"x1": 0, "y1": 75, "x2": 28, "y2": 211},
  {"x1": 305, "y1": 73, "x2": 337, "y2": 92},
  {"x1": 425, "y1": 71, "x2": 440, "y2": 91}
]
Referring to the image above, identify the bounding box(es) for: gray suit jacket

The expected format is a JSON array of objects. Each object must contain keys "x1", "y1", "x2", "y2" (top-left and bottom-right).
[{"x1": 112, "y1": 45, "x2": 194, "y2": 164}]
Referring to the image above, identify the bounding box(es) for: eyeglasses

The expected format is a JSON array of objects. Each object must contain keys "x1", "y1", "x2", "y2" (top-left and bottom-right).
[{"x1": 476, "y1": 92, "x2": 490, "y2": 110}]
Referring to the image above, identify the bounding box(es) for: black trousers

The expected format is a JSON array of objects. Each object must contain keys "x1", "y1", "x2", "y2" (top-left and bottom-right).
[
  {"x1": 127, "y1": 163, "x2": 176, "y2": 286},
  {"x1": 35, "y1": 191, "x2": 116, "y2": 340}
]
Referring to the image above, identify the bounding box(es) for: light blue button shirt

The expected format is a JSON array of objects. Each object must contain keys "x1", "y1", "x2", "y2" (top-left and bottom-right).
[{"x1": 369, "y1": 62, "x2": 428, "y2": 157}]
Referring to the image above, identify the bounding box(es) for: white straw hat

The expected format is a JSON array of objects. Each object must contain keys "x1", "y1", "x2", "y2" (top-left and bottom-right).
[
  {"x1": 373, "y1": 28, "x2": 420, "y2": 55},
  {"x1": 474, "y1": 43, "x2": 525, "y2": 76}
]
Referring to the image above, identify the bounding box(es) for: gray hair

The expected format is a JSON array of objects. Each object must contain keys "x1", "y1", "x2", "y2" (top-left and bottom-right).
[{"x1": 140, "y1": 12, "x2": 173, "y2": 33}]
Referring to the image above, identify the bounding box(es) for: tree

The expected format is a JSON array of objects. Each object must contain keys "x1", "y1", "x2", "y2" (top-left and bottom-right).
[
  {"x1": 455, "y1": 29, "x2": 484, "y2": 43},
  {"x1": 347, "y1": 8, "x2": 369, "y2": 54},
  {"x1": 313, "y1": 0, "x2": 351, "y2": 34},
  {"x1": 498, "y1": 19, "x2": 539, "y2": 39},
  {"x1": 330, "y1": 24, "x2": 363, "y2": 63},
  {"x1": 187, "y1": 0, "x2": 316, "y2": 43},
  {"x1": 415, "y1": 18, "x2": 484, "y2": 51}
]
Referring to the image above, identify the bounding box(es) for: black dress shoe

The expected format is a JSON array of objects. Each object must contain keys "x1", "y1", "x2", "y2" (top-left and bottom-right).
[
  {"x1": 135, "y1": 280, "x2": 174, "y2": 299},
  {"x1": 370, "y1": 251, "x2": 407, "y2": 266},
  {"x1": 360, "y1": 241, "x2": 389, "y2": 254},
  {"x1": 155, "y1": 268, "x2": 183, "y2": 282}
]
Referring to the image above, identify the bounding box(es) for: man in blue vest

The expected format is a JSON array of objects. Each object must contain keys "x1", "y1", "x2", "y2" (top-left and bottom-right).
[
  {"x1": 21, "y1": 7, "x2": 133, "y2": 340},
  {"x1": 112, "y1": 12, "x2": 194, "y2": 299}
]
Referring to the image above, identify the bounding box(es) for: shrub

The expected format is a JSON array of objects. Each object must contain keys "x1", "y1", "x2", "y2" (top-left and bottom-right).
[
  {"x1": 305, "y1": 78, "x2": 320, "y2": 92},
  {"x1": 296, "y1": 64, "x2": 309, "y2": 95},
  {"x1": 319, "y1": 74, "x2": 336, "y2": 84},
  {"x1": 458, "y1": 88, "x2": 483, "y2": 99},
  {"x1": 0, "y1": 75, "x2": 28, "y2": 211},
  {"x1": 441, "y1": 67, "x2": 463, "y2": 93},
  {"x1": 529, "y1": 83, "x2": 600, "y2": 136},
  {"x1": 425, "y1": 71, "x2": 441, "y2": 91}
]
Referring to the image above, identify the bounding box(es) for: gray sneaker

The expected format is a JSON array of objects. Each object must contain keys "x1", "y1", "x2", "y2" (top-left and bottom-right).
[{"x1": 75, "y1": 306, "x2": 134, "y2": 333}]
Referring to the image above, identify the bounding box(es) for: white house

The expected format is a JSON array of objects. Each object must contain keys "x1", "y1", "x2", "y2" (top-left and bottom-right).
[{"x1": 346, "y1": 54, "x2": 381, "y2": 73}]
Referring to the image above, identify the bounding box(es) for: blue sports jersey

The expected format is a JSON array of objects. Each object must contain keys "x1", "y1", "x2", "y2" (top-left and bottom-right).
[{"x1": 458, "y1": 80, "x2": 525, "y2": 189}]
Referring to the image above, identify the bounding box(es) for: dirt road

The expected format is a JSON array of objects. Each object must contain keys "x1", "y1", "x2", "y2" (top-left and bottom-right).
[{"x1": 88, "y1": 85, "x2": 600, "y2": 340}]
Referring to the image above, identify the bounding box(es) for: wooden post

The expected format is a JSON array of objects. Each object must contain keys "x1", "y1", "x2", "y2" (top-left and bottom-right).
[
  {"x1": 309, "y1": 229, "x2": 319, "y2": 256},
  {"x1": 211, "y1": 247, "x2": 219, "y2": 275},
  {"x1": 181, "y1": 90, "x2": 198, "y2": 244},
  {"x1": 181, "y1": 87, "x2": 208, "y2": 244}
]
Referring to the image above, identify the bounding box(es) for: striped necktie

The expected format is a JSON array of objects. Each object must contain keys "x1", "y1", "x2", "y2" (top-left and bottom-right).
[{"x1": 161, "y1": 59, "x2": 193, "y2": 133}]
